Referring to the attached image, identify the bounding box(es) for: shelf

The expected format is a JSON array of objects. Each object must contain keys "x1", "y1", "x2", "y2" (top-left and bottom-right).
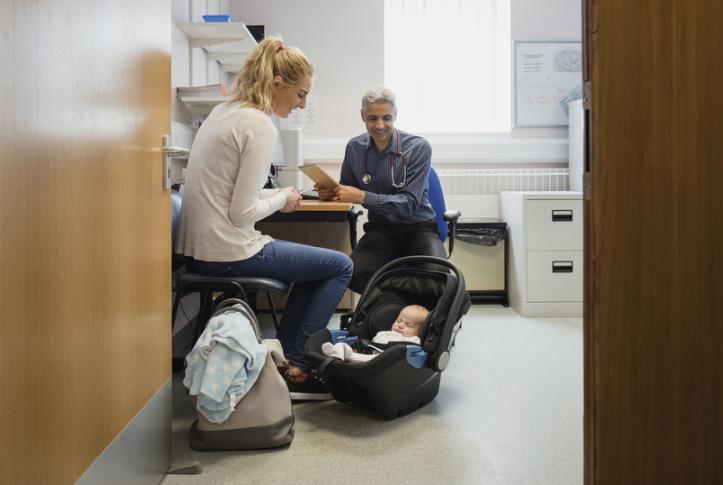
[
  {"x1": 178, "y1": 96, "x2": 228, "y2": 116},
  {"x1": 206, "y1": 51, "x2": 244, "y2": 73},
  {"x1": 176, "y1": 22, "x2": 257, "y2": 51},
  {"x1": 174, "y1": 22, "x2": 255, "y2": 115}
]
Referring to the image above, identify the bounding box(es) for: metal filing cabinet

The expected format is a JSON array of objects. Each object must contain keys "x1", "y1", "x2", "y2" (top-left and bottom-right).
[{"x1": 500, "y1": 191, "x2": 583, "y2": 317}]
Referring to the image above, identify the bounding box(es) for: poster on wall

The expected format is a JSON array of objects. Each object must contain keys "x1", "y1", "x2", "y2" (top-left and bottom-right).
[{"x1": 514, "y1": 41, "x2": 582, "y2": 127}]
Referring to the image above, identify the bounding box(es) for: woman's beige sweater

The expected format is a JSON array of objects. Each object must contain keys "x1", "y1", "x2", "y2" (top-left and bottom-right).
[{"x1": 176, "y1": 102, "x2": 286, "y2": 262}]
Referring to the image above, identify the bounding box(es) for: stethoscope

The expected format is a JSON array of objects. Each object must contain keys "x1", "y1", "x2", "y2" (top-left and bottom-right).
[{"x1": 362, "y1": 128, "x2": 408, "y2": 188}]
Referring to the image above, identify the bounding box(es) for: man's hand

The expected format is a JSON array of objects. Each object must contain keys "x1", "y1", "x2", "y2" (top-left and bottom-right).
[
  {"x1": 279, "y1": 186, "x2": 301, "y2": 213},
  {"x1": 314, "y1": 183, "x2": 335, "y2": 201},
  {"x1": 333, "y1": 185, "x2": 366, "y2": 204}
]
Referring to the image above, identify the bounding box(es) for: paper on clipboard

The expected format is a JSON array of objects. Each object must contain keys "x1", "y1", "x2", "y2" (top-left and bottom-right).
[{"x1": 299, "y1": 164, "x2": 339, "y2": 190}]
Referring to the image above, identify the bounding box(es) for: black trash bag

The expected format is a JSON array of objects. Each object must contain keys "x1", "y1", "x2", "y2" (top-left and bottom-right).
[{"x1": 455, "y1": 227, "x2": 506, "y2": 246}]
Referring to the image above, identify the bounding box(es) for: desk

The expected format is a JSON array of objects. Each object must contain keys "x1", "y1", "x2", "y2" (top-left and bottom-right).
[
  {"x1": 263, "y1": 200, "x2": 359, "y2": 249},
  {"x1": 294, "y1": 200, "x2": 352, "y2": 212},
  {"x1": 267, "y1": 200, "x2": 352, "y2": 216},
  {"x1": 257, "y1": 201, "x2": 358, "y2": 310}
]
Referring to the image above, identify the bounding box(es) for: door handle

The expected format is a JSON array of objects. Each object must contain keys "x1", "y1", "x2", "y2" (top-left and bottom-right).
[{"x1": 162, "y1": 135, "x2": 190, "y2": 191}]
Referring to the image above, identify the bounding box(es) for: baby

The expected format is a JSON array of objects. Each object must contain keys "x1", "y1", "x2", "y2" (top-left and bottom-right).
[{"x1": 321, "y1": 305, "x2": 429, "y2": 364}]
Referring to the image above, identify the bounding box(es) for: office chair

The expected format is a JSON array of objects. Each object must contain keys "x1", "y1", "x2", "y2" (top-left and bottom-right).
[
  {"x1": 428, "y1": 167, "x2": 461, "y2": 257},
  {"x1": 170, "y1": 190, "x2": 290, "y2": 343}
]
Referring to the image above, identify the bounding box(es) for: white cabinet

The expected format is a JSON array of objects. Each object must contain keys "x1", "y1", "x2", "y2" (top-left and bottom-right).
[
  {"x1": 177, "y1": 95, "x2": 229, "y2": 117},
  {"x1": 170, "y1": 18, "x2": 258, "y2": 182},
  {"x1": 175, "y1": 22, "x2": 257, "y2": 116},
  {"x1": 500, "y1": 191, "x2": 583, "y2": 317},
  {"x1": 176, "y1": 21, "x2": 257, "y2": 77}
]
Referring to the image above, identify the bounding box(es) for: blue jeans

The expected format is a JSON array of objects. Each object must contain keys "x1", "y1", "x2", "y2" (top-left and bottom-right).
[{"x1": 186, "y1": 240, "x2": 353, "y2": 371}]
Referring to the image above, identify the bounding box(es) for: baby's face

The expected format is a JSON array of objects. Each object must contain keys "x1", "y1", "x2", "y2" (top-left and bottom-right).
[{"x1": 391, "y1": 307, "x2": 426, "y2": 337}]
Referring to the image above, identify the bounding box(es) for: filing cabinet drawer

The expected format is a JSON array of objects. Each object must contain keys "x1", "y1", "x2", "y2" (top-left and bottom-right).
[
  {"x1": 527, "y1": 251, "x2": 583, "y2": 302},
  {"x1": 526, "y1": 199, "x2": 583, "y2": 250}
]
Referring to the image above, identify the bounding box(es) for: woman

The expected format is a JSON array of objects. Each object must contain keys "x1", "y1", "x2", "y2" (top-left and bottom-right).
[{"x1": 176, "y1": 37, "x2": 353, "y2": 400}]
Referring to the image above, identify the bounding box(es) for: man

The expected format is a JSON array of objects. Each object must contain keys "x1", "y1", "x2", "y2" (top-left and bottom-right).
[{"x1": 317, "y1": 85, "x2": 446, "y2": 293}]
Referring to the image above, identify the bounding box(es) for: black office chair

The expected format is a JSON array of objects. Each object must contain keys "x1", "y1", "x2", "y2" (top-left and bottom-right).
[
  {"x1": 170, "y1": 190, "x2": 290, "y2": 343},
  {"x1": 428, "y1": 167, "x2": 461, "y2": 257}
]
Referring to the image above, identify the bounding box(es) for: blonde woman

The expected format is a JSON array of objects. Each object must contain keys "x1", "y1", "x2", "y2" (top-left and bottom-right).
[{"x1": 177, "y1": 37, "x2": 352, "y2": 400}]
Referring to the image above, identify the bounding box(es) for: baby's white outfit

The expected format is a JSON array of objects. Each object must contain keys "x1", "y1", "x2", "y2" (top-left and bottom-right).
[{"x1": 321, "y1": 330, "x2": 421, "y2": 364}]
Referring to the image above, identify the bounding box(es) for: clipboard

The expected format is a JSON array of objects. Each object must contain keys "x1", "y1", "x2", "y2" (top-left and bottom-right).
[{"x1": 299, "y1": 164, "x2": 339, "y2": 190}]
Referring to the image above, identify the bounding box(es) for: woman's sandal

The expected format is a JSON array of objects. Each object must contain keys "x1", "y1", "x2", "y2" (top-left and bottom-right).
[{"x1": 284, "y1": 366, "x2": 309, "y2": 384}]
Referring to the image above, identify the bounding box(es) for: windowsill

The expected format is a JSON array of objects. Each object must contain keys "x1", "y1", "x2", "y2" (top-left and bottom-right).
[{"x1": 303, "y1": 136, "x2": 568, "y2": 163}]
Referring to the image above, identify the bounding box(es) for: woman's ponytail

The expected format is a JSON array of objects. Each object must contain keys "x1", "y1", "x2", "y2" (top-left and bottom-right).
[{"x1": 229, "y1": 37, "x2": 313, "y2": 114}]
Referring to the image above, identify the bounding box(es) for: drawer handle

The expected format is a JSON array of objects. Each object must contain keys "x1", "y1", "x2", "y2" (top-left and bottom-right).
[
  {"x1": 552, "y1": 261, "x2": 574, "y2": 273},
  {"x1": 552, "y1": 210, "x2": 573, "y2": 222}
]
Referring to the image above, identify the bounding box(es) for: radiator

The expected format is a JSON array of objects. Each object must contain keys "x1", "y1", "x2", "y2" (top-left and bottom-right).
[
  {"x1": 435, "y1": 168, "x2": 570, "y2": 218},
  {"x1": 436, "y1": 168, "x2": 569, "y2": 195}
]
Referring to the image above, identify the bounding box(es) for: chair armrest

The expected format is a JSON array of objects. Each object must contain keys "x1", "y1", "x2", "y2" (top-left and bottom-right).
[
  {"x1": 443, "y1": 209, "x2": 461, "y2": 222},
  {"x1": 347, "y1": 207, "x2": 364, "y2": 220},
  {"x1": 347, "y1": 207, "x2": 364, "y2": 249},
  {"x1": 443, "y1": 210, "x2": 461, "y2": 256}
]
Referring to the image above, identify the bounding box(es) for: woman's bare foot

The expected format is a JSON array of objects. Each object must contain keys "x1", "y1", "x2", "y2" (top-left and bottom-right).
[{"x1": 284, "y1": 366, "x2": 309, "y2": 384}]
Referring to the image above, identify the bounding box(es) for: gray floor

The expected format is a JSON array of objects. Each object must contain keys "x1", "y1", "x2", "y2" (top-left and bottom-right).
[{"x1": 163, "y1": 305, "x2": 583, "y2": 485}]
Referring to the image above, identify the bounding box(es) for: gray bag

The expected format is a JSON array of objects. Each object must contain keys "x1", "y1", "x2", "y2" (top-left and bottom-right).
[{"x1": 188, "y1": 298, "x2": 294, "y2": 451}]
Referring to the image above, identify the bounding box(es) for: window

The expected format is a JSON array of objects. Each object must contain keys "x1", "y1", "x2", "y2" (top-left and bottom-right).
[{"x1": 384, "y1": 0, "x2": 511, "y2": 133}]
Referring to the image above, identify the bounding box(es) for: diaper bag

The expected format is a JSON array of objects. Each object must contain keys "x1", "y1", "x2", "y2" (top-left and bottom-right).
[{"x1": 186, "y1": 298, "x2": 294, "y2": 451}]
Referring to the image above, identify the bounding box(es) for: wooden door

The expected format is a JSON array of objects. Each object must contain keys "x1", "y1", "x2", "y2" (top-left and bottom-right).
[
  {"x1": 584, "y1": 0, "x2": 723, "y2": 483},
  {"x1": 0, "y1": 1, "x2": 171, "y2": 483}
]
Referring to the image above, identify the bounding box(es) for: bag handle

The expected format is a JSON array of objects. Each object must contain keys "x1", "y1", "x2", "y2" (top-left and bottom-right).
[{"x1": 211, "y1": 298, "x2": 262, "y2": 342}]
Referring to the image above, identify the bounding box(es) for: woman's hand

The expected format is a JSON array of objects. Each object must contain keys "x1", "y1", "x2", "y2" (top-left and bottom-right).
[{"x1": 279, "y1": 186, "x2": 301, "y2": 213}]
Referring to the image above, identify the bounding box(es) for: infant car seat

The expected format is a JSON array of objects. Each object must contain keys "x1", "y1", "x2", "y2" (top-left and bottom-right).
[{"x1": 305, "y1": 256, "x2": 470, "y2": 419}]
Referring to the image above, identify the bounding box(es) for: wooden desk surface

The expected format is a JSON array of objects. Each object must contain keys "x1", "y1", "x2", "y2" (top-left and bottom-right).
[{"x1": 296, "y1": 201, "x2": 353, "y2": 212}]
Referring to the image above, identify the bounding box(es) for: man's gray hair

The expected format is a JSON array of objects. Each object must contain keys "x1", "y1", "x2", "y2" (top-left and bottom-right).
[{"x1": 361, "y1": 85, "x2": 397, "y2": 115}]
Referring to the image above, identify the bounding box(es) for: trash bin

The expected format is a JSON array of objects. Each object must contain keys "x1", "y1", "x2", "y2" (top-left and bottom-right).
[
  {"x1": 448, "y1": 219, "x2": 508, "y2": 305},
  {"x1": 456, "y1": 226, "x2": 507, "y2": 247}
]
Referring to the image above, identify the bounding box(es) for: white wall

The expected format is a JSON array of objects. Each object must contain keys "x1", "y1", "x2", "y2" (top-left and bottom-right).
[
  {"x1": 171, "y1": 0, "x2": 195, "y2": 153},
  {"x1": 511, "y1": 0, "x2": 582, "y2": 139},
  {"x1": 512, "y1": 0, "x2": 581, "y2": 42},
  {"x1": 171, "y1": 0, "x2": 233, "y2": 179},
  {"x1": 231, "y1": 0, "x2": 384, "y2": 140},
  {"x1": 227, "y1": 0, "x2": 580, "y2": 164}
]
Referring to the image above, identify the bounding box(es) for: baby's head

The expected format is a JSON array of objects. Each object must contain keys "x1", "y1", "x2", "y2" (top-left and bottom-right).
[{"x1": 391, "y1": 305, "x2": 430, "y2": 338}]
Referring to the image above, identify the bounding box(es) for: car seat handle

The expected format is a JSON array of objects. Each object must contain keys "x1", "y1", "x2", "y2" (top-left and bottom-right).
[{"x1": 363, "y1": 255, "x2": 465, "y2": 293}]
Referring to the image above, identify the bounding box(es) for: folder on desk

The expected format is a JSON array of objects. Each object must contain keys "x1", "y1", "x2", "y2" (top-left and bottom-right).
[{"x1": 299, "y1": 164, "x2": 339, "y2": 190}]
